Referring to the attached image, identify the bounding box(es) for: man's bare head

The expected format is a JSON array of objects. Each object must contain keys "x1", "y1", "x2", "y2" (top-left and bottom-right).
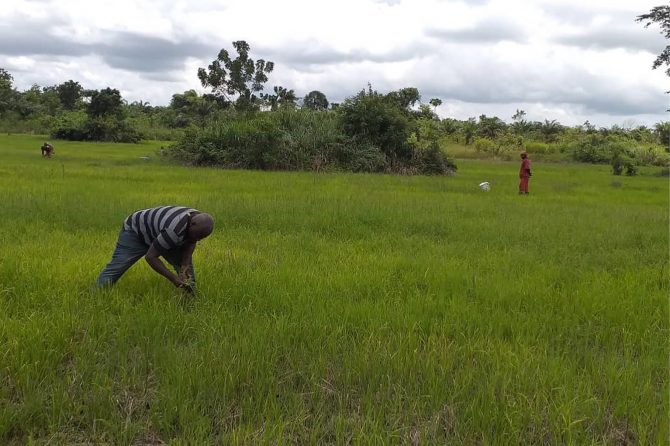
[{"x1": 187, "y1": 213, "x2": 214, "y2": 242}]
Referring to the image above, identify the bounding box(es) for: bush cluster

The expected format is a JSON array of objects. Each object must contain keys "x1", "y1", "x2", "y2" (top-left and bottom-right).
[
  {"x1": 554, "y1": 133, "x2": 669, "y2": 176},
  {"x1": 51, "y1": 112, "x2": 141, "y2": 143},
  {"x1": 473, "y1": 132, "x2": 524, "y2": 157},
  {"x1": 167, "y1": 104, "x2": 457, "y2": 175}
]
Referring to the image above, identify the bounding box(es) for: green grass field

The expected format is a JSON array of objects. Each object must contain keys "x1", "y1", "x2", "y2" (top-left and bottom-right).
[{"x1": 0, "y1": 134, "x2": 667, "y2": 444}]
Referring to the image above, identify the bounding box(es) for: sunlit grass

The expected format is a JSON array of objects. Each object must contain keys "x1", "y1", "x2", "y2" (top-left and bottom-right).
[{"x1": 0, "y1": 134, "x2": 667, "y2": 444}]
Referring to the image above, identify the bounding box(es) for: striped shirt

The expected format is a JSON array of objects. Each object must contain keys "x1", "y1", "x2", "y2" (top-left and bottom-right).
[{"x1": 123, "y1": 206, "x2": 198, "y2": 251}]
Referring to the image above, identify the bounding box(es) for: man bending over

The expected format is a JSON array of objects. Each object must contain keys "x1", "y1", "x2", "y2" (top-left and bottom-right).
[{"x1": 97, "y1": 206, "x2": 214, "y2": 292}]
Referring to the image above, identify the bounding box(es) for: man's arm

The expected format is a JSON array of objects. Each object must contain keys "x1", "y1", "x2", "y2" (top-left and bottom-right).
[
  {"x1": 145, "y1": 244, "x2": 183, "y2": 287},
  {"x1": 179, "y1": 242, "x2": 197, "y2": 277}
]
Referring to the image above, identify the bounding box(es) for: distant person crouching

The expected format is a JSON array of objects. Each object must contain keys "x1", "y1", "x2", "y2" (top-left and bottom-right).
[
  {"x1": 97, "y1": 206, "x2": 214, "y2": 292},
  {"x1": 41, "y1": 142, "x2": 54, "y2": 157}
]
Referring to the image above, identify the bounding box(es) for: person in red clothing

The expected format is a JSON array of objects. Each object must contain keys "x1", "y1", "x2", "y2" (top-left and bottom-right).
[{"x1": 519, "y1": 151, "x2": 531, "y2": 194}]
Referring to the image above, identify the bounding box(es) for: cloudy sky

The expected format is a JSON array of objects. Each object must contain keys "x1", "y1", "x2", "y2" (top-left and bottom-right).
[{"x1": 2, "y1": 0, "x2": 668, "y2": 126}]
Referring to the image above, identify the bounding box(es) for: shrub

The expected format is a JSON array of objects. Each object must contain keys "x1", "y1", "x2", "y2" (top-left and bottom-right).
[
  {"x1": 473, "y1": 137, "x2": 495, "y2": 153},
  {"x1": 272, "y1": 109, "x2": 348, "y2": 170},
  {"x1": 611, "y1": 153, "x2": 637, "y2": 176},
  {"x1": 339, "y1": 90, "x2": 413, "y2": 162},
  {"x1": 610, "y1": 140, "x2": 638, "y2": 176},
  {"x1": 562, "y1": 134, "x2": 612, "y2": 163},
  {"x1": 50, "y1": 111, "x2": 88, "y2": 140},
  {"x1": 167, "y1": 110, "x2": 354, "y2": 171},
  {"x1": 525, "y1": 140, "x2": 554, "y2": 154},
  {"x1": 333, "y1": 143, "x2": 387, "y2": 173},
  {"x1": 561, "y1": 133, "x2": 669, "y2": 169},
  {"x1": 166, "y1": 109, "x2": 457, "y2": 174},
  {"x1": 496, "y1": 132, "x2": 524, "y2": 155},
  {"x1": 413, "y1": 142, "x2": 457, "y2": 175},
  {"x1": 83, "y1": 116, "x2": 141, "y2": 143},
  {"x1": 51, "y1": 112, "x2": 141, "y2": 143},
  {"x1": 168, "y1": 115, "x2": 284, "y2": 169},
  {"x1": 473, "y1": 132, "x2": 523, "y2": 156},
  {"x1": 635, "y1": 145, "x2": 670, "y2": 167},
  {"x1": 407, "y1": 118, "x2": 457, "y2": 174}
]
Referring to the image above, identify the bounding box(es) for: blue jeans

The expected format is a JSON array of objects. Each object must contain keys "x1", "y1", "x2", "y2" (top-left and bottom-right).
[{"x1": 97, "y1": 229, "x2": 195, "y2": 287}]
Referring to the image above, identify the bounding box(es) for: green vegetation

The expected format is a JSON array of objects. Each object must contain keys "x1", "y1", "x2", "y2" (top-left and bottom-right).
[
  {"x1": 0, "y1": 134, "x2": 667, "y2": 444},
  {"x1": 637, "y1": 5, "x2": 670, "y2": 77},
  {"x1": 1, "y1": 39, "x2": 668, "y2": 176},
  {"x1": 167, "y1": 89, "x2": 456, "y2": 174}
]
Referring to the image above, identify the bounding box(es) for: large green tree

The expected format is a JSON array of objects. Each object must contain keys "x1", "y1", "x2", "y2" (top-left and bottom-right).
[
  {"x1": 197, "y1": 40, "x2": 274, "y2": 111},
  {"x1": 0, "y1": 68, "x2": 16, "y2": 116},
  {"x1": 511, "y1": 109, "x2": 531, "y2": 136},
  {"x1": 86, "y1": 88, "x2": 123, "y2": 118},
  {"x1": 429, "y1": 98, "x2": 442, "y2": 111},
  {"x1": 302, "y1": 90, "x2": 329, "y2": 110},
  {"x1": 15, "y1": 84, "x2": 41, "y2": 118},
  {"x1": 386, "y1": 87, "x2": 420, "y2": 109},
  {"x1": 340, "y1": 86, "x2": 415, "y2": 161},
  {"x1": 637, "y1": 5, "x2": 670, "y2": 76},
  {"x1": 56, "y1": 80, "x2": 83, "y2": 110},
  {"x1": 261, "y1": 86, "x2": 297, "y2": 111},
  {"x1": 539, "y1": 119, "x2": 563, "y2": 142},
  {"x1": 169, "y1": 90, "x2": 215, "y2": 127},
  {"x1": 476, "y1": 114, "x2": 506, "y2": 139},
  {"x1": 461, "y1": 118, "x2": 477, "y2": 145},
  {"x1": 654, "y1": 122, "x2": 670, "y2": 148}
]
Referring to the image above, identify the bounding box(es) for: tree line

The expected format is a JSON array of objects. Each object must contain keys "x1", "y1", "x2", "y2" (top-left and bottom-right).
[{"x1": 1, "y1": 12, "x2": 669, "y2": 175}]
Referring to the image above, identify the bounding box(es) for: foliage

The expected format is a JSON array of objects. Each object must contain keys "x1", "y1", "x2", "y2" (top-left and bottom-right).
[
  {"x1": 56, "y1": 80, "x2": 83, "y2": 110},
  {"x1": 50, "y1": 111, "x2": 88, "y2": 140},
  {"x1": 0, "y1": 68, "x2": 15, "y2": 116},
  {"x1": 46, "y1": 87, "x2": 141, "y2": 142},
  {"x1": 50, "y1": 110, "x2": 140, "y2": 143},
  {"x1": 385, "y1": 86, "x2": 421, "y2": 109},
  {"x1": 83, "y1": 116, "x2": 141, "y2": 143},
  {"x1": 473, "y1": 137, "x2": 495, "y2": 153},
  {"x1": 0, "y1": 67, "x2": 12, "y2": 91},
  {"x1": 511, "y1": 109, "x2": 532, "y2": 136},
  {"x1": 407, "y1": 118, "x2": 457, "y2": 174},
  {"x1": 524, "y1": 141, "x2": 553, "y2": 154},
  {"x1": 302, "y1": 90, "x2": 329, "y2": 110},
  {"x1": 636, "y1": 5, "x2": 670, "y2": 76},
  {"x1": 560, "y1": 134, "x2": 613, "y2": 163},
  {"x1": 539, "y1": 119, "x2": 563, "y2": 142},
  {"x1": 169, "y1": 90, "x2": 217, "y2": 128},
  {"x1": 261, "y1": 86, "x2": 297, "y2": 111},
  {"x1": 339, "y1": 86, "x2": 413, "y2": 162},
  {"x1": 476, "y1": 115, "x2": 506, "y2": 139},
  {"x1": 558, "y1": 133, "x2": 654, "y2": 167},
  {"x1": 167, "y1": 106, "x2": 456, "y2": 175},
  {"x1": 87, "y1": 88, "x2": 124, "y2": 118},
  {"x1": 611, "y1": 151, "x2": 637, "y2": 176},
  {"x1": 461, "y1": 118, "x2": 477, "y2": 145},
  {"x1": 168, "y1": 109, "x2": 366, "y2": 171},
  {"x1": 473, "y1": 132, "x2": 523, "y2": 156},
  {"x1": 1, "y1": 64, "x2": 669, "y2": 167},
  {"x1": 655, "y1": 121, "x2": 670, "y2": 148},
  {"x1": 609, "y1": 139, "x2": 639, "y2": 176},
  {"x1": 635, "y1": 144, "x2": 670, "y2": 167},
  {"x1": 197, "y1": 41, "x2": 274, "y2": 111}
]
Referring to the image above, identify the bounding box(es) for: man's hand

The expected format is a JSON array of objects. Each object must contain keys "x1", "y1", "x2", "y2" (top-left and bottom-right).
[
  {"x1": 175, "y1": 266, "x2": 195, "y2": 294},
  {"x1": 179, "y1": 282, "x2": 195, "y2": 294},
  {"x1": 179, "y1": 265, "x2": 192, "y2": 281},
  {"x1": 170, "y1": 276, "x2": 194, "y2": 294}
]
